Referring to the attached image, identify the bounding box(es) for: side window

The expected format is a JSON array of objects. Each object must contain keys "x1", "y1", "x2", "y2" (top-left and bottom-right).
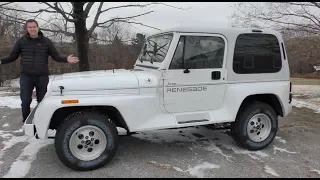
[
  {"x1": 169, "y1": 36, "x2": 225, "y2": 69},
  {"x1": 233, "y1": 33, "x2": 282, "y2": 74}
]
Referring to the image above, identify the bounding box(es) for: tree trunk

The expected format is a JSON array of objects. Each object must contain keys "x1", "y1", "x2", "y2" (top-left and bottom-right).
[{"x1": 73, "y1": 2, "x2": 90, "y2": 71}]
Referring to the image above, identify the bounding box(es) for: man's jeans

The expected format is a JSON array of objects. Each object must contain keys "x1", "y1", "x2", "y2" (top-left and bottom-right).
[{"x1": 20, "y1": 74, "x2": 49, "y2": 122}]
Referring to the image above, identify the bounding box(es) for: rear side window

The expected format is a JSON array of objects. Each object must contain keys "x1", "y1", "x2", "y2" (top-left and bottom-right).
[{"x1": 233, "y1": 33, "x2": 282, "y2": 74}]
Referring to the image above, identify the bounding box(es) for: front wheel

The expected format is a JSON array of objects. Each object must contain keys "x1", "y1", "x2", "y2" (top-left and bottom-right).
[
  {"x1": 231, "y1": 101, "x2": 278, "y2": 151},
  {"x1": 54, "y1": 111, "x2": 119, "y2": 171}
]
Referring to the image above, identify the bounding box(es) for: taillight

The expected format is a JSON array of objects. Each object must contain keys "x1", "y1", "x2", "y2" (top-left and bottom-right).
[{"x1": 289, "y1": 81, "x2": 292, "y2": 103}]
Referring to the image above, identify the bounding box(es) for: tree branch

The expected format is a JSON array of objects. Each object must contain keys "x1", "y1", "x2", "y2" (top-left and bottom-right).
[
  {"x1": 310, "y1": 2, "x2": 320, "y2": 9},
  {"x1": 98, "y1": 20, "x2": 161, "y2": 31},
  {"x1": 284, "y1": 2, "x2": 316, "y2": 8},
  {"x1": 87, "y1": 2, "x2": 104, "y2": 38},
  {"x1": 100, "y1": 3, "x2": 189, "y2": 14},
  {"x1": 97, "y1": 11, "x2": 154, "y2": 27},
  {"x1": 0, "y1": 2, "x2": 13, "y2": 7},
  {"x1": 42, "y1": 2, "x2": 76, "y2": 22},
  {"x1": 40, "y1": 27, "x2": 74, "y2": 37},
  {"x1": 0, "y1": 11, "x2": 74, "y2": 38},
  {"x1": 84, "y1": 2, "x2": 94, "y2": 17},
  {"x1": 0, "y1": 5, "x2": 56, "y2": 14}
]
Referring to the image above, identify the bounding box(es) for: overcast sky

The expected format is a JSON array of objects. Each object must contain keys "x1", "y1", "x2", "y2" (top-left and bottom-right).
[{"x1": 11, "y1": 2, "x2": 237, "y2": 36}]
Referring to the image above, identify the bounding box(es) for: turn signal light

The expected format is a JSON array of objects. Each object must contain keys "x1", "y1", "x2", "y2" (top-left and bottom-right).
[{"x1": 62, "y1": 99, "x2": 79, "y2": 104}]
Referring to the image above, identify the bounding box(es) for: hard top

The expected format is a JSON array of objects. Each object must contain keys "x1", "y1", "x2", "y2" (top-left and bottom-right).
[{"x1": 149, "y1": 26, "x2": 282, "y2": 40}]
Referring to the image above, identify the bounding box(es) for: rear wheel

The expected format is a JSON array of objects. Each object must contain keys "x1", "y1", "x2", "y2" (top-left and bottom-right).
[
  {"x1": 55, "y1": 110, "x2": 119, "y2": 171},
  {"x1": 231, "y1": 101, "x2": 278, "y2": 150}
]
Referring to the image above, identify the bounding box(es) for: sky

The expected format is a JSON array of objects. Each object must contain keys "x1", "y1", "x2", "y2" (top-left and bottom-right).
[{"x1": 9, "y1": 2, "x2": 237, "y2": 36}]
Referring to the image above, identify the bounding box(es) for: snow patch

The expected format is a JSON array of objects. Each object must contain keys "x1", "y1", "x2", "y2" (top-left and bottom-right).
[
  {"x1": 264, "y1": 165, "x2": 280, "y2": 177},
  {"x1": 134, "y1": 126, "x2": 269, "y2": 162},
  {"x1": 147, "y1": 160, "x2": 220, "y2": 178},
  {"x1": 310, "y1": 169, "x2": 320, "y2": 175},
  {"x1": 2, "y1": 123, "x2": 9, "y2": 128},
  {"x1": 3, "y1": 137, "x2": 53, "y2": 178},
  {"x1": 273, "y1": 145, "x2": 297, "y2": 154},
  {"x1": 0, "y1": 131, "x2": 13, "y2": 139},
  {"x1": 201, "y1": 142, "x2": 234, "y2": 162},
  {"x1": 0, "y1": 135, "x2": 29, "y2": 159},
  {"x1": 147, "y1": 161, "x2": 185, "y2": 173},
  {"x1": 188, "y1": 162, "x2": 220, "y2": 178},
  {"x1": 275, "y1": 136, "x2": 286, "y2": 144},
  {"x1": 292, "y1": 99, "x2": 320, "y2": 113},
  {"x1": 0, "y1": 96, "x2": 37, "y2": 109},
  {"x1": 47, "y1": 129, "x2": 56, "y2": 137},
  {"x1": 13, "y1": 128, "x2": 23, "y2": 133}
]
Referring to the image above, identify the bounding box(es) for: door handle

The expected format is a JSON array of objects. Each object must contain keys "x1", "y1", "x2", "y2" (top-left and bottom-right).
[{"x1": 211, "y1": 71, "x2": 221, "y2": 80}]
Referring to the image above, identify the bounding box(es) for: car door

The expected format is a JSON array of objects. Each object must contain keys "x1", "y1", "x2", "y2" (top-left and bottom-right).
[{"x1": 163, "y1": 33, "x2": 228, "y2": 113}]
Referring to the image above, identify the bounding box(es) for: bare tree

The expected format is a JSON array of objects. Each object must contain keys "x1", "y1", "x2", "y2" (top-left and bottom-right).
[
  {"x1": 230, "y1": 2, "x2": 320, "y2": 35},
  {"x1": 0, "y1": 2, "x2": 188, "y2": 71}
]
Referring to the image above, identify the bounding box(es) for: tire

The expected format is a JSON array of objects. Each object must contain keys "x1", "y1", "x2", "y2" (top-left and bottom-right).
[
  {"x1": 54, "y1": 110, "x2": 119, "y2": 171},
  {"x1": 231, "y1": 101, "x2": 278, "y2": 151}
]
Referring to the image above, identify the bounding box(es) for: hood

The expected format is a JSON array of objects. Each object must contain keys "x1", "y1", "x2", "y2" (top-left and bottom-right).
[{"x1": 49, "y1": 69, "x2": 140, "y2": 95}]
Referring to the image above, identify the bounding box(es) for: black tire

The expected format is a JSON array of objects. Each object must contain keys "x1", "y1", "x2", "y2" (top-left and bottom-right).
[
  {"x1": 54, "y1": 110, "x2": 119, "y2": 171},
  {"x1": 231, "y1": 101, "x2": 278, "y2": 151}
]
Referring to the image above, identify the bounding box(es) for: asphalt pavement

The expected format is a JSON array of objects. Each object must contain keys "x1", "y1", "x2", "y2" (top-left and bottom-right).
[{"x1": 0, "y1": 106, "x2": 320, "y2": 178}]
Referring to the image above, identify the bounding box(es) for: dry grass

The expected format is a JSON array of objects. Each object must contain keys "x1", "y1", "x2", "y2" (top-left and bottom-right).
[
  {"x1": 290, "y1": 78, "x2": 320, "y2": 85},
  {"x1": 291, "y1": 73, "x2": 320, "y2": 79}
]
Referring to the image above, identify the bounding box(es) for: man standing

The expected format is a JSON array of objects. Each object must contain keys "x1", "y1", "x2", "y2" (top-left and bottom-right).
[{"x1": 0, "y1": 19, "x2": 79, "y2": 122}]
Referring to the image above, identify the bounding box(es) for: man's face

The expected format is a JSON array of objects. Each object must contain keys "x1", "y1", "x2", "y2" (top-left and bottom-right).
[{"x1": 26, "y1": 22, "x2": 38, "y2": 36}]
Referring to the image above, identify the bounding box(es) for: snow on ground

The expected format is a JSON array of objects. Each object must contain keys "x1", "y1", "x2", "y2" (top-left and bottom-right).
[
  {"x1": 275, "y1": 136, "x2": 286, "y2": 144},
  {"x1": 3, "y1": 137, "x2": 54, "y2": 178},
  {"x1": 273, "y1": 145, "x2": 298, "y2": 155},
  {"x1": 187, "y1": 162, "x2": 220, "y2": 178},
  {"x1": 291, "y1": 85, "x2": 320, "y2": 113},
  {"x1": 134, "y1": 126, "x2": 271, "y2": 162},
  {"x1": 0, "y1": 129, "x2": 54, "y2": 178},
  {"x1": 310, "y1": 169, "x2": 320, "y2": 175},
  {"x1": 147, "y1": 160, "x2": 220, "y2": 178},
  {"x1": 264, "y1": 165, "x2": 280, "y2": 177},
  {"x1": 0, "y1": 96, "x2": 37, "y2": 109}
]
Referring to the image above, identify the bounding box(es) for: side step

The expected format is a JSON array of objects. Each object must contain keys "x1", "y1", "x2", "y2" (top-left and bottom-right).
[{"x1": 178, "y1": 119, "x2": 209, "y2": 124}]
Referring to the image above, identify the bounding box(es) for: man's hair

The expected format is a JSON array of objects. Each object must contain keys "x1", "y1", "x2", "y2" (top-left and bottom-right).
[{"x1": 25, "y1": 19, "x2": 39, "y2": 29}]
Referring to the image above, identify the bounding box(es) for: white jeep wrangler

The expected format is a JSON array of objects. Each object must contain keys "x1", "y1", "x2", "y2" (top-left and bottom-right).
[{"x1": 24, "y1": 26, "x2": 292, "y2": 171}]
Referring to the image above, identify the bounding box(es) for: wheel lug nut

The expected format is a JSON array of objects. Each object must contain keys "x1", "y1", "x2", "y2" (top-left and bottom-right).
[
  {"x1": 91, "y1": 138, "x2": 94, "y2": 141},
  {"x1": 85, "y1": 136, "x2": 89, "y2": 139}
]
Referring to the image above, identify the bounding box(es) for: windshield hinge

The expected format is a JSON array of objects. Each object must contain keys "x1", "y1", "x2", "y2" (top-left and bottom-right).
[{"x1": 59, "y1": 86, "x2": 64, "y2": 96}]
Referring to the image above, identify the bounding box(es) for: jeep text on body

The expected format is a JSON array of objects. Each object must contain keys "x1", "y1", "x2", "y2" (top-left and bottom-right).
[{"x1": 24, "y1": 26, "x2": 292, "y2": 171}]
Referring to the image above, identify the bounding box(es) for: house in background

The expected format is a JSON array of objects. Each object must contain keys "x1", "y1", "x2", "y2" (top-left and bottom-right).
[{"x1": 314, "y1": 61, "x2": 320, "y2": 72}]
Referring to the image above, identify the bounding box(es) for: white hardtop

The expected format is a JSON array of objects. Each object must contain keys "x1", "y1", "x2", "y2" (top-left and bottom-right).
[{"x1": 149, "y1": 26, "x2": 282, "y2": 40}]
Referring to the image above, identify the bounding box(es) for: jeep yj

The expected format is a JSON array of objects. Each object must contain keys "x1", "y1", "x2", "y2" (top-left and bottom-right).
[{"x1": 23, "y1": 26, "x2": 292, "y2": 171}]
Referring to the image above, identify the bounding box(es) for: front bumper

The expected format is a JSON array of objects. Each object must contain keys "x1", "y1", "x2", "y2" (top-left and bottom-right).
[{"x1": 23, "y1": 105, "x2": 38, "y2": 137}]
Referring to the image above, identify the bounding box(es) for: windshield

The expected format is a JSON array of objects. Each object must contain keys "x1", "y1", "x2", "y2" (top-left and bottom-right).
[{"x1": 138, "y1": 33, "x2": 173, "y2": 64}]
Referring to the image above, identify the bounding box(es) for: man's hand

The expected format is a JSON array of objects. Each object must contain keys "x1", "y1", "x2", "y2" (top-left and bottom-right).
[{"x1": 67, "y1": 54, "x2": 79, "y2": 64}]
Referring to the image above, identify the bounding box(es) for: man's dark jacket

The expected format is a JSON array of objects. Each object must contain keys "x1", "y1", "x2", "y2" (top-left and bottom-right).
[{"x1": 0, "y1": 31, "x2": 68, "y2": 76}]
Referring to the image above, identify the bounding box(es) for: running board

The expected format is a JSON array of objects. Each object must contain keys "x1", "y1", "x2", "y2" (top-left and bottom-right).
[{"x1": 178, "y1": 119, "x2": 209, "y2": 124}]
